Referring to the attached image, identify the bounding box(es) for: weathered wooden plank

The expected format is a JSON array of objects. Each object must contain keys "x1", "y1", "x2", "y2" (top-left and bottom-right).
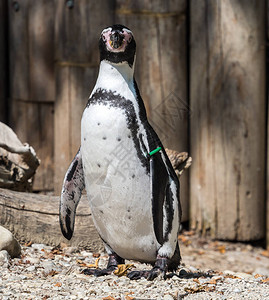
[
  {"x1": 8, "y1": 0, "x2": 30, "y2": 101},
  {"x1": 54, "y1": 66, "x2": 98, "y2": 194},
  {"x1": 54, "y1": 0, "x2": 115, "y2": 65},
  {"x1": 116, "y1": 0, "x2": 185, "y2": 14},
  {"x1": 54, "y1": 0, "x2": 114, "y2": 194},
  {"x1": 8, "y1": 0, "x2": 55, "y2": 102},
  {"x1": 0, "y1": 188, "x2": 103, "y2": 250},
  {"x1": 9, "y1": 100, "x2": 54, "y2": 191},
  {"x1": 190, "y1": 0, "x2": 266, "y2": 241},
  {"x1": 28, "y1": 0, "x2": 55, "y2": 102},
  {"x1": 266, "y1": 1, "x2": 269, "y2": 249},
  {"x1": 0, "y1": 0, "x2": 8, "y2": 123},
  {"x1": 116, "y1": 0, "x2": 189, "y2": 221}
]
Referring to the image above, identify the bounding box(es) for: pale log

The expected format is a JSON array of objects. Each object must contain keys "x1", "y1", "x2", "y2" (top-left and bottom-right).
[{"x1": 0, "y1": 188, "x2": 103, "y2": 251}]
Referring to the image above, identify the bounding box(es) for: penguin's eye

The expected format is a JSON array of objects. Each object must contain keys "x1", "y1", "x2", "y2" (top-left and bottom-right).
[
  {"x1": 102, "y1": 35, "x2": 106, "y2": 42},
  {"x1": 127, "y1": 36, "x2": 132, "y2": 43}
]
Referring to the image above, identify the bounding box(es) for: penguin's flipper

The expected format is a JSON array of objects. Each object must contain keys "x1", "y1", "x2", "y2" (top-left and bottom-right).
[
  {"x1": 59, "y1": 148, "x2": 85, "y2": 240},
  {"x1": 149, "y1": 150, "x2": 170, "y2": 245}
]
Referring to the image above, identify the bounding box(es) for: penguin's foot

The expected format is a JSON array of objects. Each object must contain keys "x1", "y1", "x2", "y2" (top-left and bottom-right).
[
  {"x1": 83, "y1": 252, "x2": 125, "y2": 277},
  {"x1": 83, "y1": 265, "x2": 117, "y2": 276},
  {"x1": 127, "y1": 256, "x2": 168, "y2": 281}
]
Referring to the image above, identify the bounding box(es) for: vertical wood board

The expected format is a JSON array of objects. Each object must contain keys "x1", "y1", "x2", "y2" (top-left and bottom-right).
[
  {"x1": 28, "y1": 0, "x2": 55, "y2": 101},
  {"x1": 0, "y1": 0, "x2": 8, "y2": 122},
  {"x1": 190, "y1": 0, "x2": 266, "y2": 241},
  {"x1": 54, "y1": 0, "x2": 115, "y2": 64},
  {"x1": 54, "y1": 66, "x2": 98, "y2": 194},
  {"x1": 8, "y1": 0, "x2": 30, "y2": 101},
  {"x1": 9, "y1": 100, "x2": 54, "y2": 191}
]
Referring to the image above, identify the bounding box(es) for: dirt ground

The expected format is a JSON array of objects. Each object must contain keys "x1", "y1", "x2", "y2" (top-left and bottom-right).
[{"x1": 179, "y1": 230, "x2": 269, "y2": 276}]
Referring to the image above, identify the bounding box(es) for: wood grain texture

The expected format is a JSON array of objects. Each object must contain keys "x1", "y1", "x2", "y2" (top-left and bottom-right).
[
  {"x1": 28, "y1": 0, "x2": 55, "y2": 102},
  {"x1": 8, "y1": 0, "x2": 30, "y2": 101},
  {"x1": 8, "y1": 0, "x2": 55, "y2": 191},
  {"x1": 54, "y1": 0, "x2": 114, "y2": 194},
  {"x1": 0, "y1": 188, "x2": 103, "y2": 250},
  {"x1": 54, "y1": 0, "x2": 115, "y2": 65},
  {"x1": 0, "y1": 0, "x2": 8, "y2": 123},
  {"x1": 10, "y1": 100, "x2": 54, "y2": 191},
  {"x1": 54, "y1": 66, "x2": 98, "y2": 194},
  {"x1": 190, "y1": 0, "x2": 266, "y2": 241},
  {"x1": 116, "y1": 0, "x2": 189, "y2": 221},
  {"x1": 266, "y1": 1, "x2": 269, "y2": 249},
  {"x1": 8, "y1": 0, "x2": 55, "y2": 102}
]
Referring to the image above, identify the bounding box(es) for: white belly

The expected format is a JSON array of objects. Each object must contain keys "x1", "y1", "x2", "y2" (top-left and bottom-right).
[{"x1": 81, "y1": 104, "x2": 158, "y2": 262}]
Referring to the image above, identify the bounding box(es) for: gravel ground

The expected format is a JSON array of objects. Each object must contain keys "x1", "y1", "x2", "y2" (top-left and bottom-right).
[{"x1": 1, "y1": 233, "x2": 269, "y2": 300}]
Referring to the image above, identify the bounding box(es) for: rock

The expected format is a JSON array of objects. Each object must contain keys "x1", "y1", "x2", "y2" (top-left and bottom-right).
[
  {"x1": 31, "y1": 244, "x2": 51, "y2": 251},
  {"x1": 163, "y1": 295, "x2": 174, "y2": 300},
  {"x1": 63, "y1": 247, "x2": 78, "y2": 255},
  {"x1": 23, "y1": 257, "x2": 40, "y2": 264},
  {"x1": 0, "y1": 226, "x2": 21, "y2": 258},
  {"x1": 0, "y1": 250, "x2": 10, "y2": 266}
]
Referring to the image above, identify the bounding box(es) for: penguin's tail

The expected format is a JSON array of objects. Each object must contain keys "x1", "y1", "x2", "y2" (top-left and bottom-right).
[{"x1": 59, "y1": 148, "x2": 85, "y2": 240}]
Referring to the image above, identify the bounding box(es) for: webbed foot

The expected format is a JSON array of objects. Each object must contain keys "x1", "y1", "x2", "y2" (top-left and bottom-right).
[
  {"x1": 83, "y1": 265, "x2": 117, "y2": 276},
  {"x1": 83, "y1": 252, "x2": 125, "y2": 277},
  {"x1": 127, "y1": 256, "x2": 168, "y2": 281}
]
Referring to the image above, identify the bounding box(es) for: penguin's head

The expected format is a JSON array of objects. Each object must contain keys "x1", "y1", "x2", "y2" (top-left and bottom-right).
[{"x1": 99, "y1": 24, "x2": 136, "y2": 67}]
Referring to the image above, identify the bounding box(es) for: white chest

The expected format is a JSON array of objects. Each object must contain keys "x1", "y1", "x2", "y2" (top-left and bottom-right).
[{"x1": 80, "y1": 61, "x2": 158, "y2": 261}]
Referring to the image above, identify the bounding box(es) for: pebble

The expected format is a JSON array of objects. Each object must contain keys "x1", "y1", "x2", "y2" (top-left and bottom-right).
[
  {"x1": 163, "y1": 295, "x2": 174, "y2": 300},
  {"x1": 31, "y1": 243, "x2": 51, "y2": 251},
  {"x1": 0, "y1": 250, "x2": 10, "y2": 266}
]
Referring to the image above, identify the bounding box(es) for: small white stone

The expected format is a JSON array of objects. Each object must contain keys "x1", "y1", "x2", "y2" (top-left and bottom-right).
[
  {"x1": 23, "y1": 257, "x2": 40, "y2": 264},
  {"x1": 25, "y1": 265, "x2": 36, "y2": 272},
  {"x1": 163, "y1": 295, "x2": 174, "y2": 300},
  {"x1": 63, "y1": 247, "x2": 78, "y2": 255},
  {"x1": 223, "y1": 270, "x2": 236, "y2": 275},
  {"x1": 31, "y1": 244, "x2": 50, "y2": 251},
  {"x1": 0, "y1": 250, "x2": 10, "y2": 266}
]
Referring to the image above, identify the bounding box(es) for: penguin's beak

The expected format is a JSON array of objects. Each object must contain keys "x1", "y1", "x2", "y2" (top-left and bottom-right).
[{"x1": 110, "y1": 31, "x2": 124, "y2": 49}]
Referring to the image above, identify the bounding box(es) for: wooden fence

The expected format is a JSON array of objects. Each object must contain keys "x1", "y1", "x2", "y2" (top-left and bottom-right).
[{"x1": 0, "y1": 0, "x2": 268, "y2": 246}]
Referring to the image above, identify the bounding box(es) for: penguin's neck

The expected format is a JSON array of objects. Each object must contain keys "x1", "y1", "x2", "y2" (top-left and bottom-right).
[{"x1": 93, "y1": 60, "x2": 136, "y2": 99}]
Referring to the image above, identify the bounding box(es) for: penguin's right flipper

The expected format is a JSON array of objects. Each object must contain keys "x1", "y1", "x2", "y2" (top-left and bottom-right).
[{"x1": 59, "y1": 148, "x2": 85, "y2": 240}]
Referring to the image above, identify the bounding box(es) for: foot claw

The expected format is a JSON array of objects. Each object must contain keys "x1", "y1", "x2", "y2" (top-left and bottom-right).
[
  {"x1": 127, "y1": 268, "x2": 162, "y2": 281},
  {"x1": 83, "y1": 266, "x2": 117, "y2": 277}
]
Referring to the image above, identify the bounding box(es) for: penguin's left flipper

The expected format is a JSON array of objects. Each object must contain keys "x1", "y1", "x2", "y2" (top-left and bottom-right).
[{"x1": 59, "y1": 148, "x2": 85, "y2": 240}]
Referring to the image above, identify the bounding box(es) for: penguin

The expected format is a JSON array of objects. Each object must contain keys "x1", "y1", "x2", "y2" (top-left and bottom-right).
[{"x1": 59, "y1": 24, "x2": 182, "y2": 280}]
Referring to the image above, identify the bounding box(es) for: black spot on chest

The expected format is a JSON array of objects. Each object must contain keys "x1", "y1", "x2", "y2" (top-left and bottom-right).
[{"x1": 87, "y1": 88, "x2": 149, "y2": 173}]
